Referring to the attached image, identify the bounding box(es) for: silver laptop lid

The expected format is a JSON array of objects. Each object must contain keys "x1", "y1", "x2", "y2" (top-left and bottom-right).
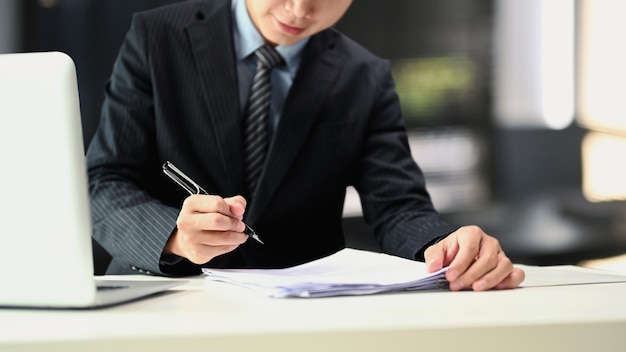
[{"x1": 0, "y1": 51, "x2": 97, "y2": 306}]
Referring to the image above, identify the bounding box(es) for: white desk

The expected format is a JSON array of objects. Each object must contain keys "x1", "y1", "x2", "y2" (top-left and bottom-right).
[{"x1": 2, "y1": 265, "x2": 626, "y2": 352}]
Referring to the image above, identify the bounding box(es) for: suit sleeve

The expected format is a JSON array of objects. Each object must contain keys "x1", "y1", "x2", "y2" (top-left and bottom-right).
[
  {"x1": 86, "y1": 14, "x2": 200, "y2": 276},
  {"x1": 354, "y1": 59, "x2": 459, "y2": 261}
]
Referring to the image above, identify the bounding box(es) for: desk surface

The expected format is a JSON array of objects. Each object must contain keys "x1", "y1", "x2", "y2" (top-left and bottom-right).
[{"x1": 2, "y1": 265, "x2": 626, "y2": 352}]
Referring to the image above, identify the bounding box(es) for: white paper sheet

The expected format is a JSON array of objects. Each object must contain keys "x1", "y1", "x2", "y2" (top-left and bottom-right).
[{"x1": 202, "y1": 248, "x2": 448, "y2": 298}]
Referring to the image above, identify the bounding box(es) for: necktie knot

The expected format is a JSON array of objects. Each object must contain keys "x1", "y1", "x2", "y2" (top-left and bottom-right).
[{"x1": 254, "y1": 44, "x2": 284, "y2": 70}]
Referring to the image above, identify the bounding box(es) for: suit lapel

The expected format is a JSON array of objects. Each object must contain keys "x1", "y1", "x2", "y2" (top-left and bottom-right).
[
  {"x1": 184, "y1": 7, "x2": 343, "y2": 219},
  {"x1": 185, "y1": 0, "x2": 244, "y2": 195},
  {"x1": 247, "y1": 31, "x2": 343, "y2": 222}
]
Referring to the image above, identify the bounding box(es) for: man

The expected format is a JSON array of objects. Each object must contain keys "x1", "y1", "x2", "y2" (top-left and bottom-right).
[{"x1": 87, "y1": 0, "x2": 524, "y2": 291}]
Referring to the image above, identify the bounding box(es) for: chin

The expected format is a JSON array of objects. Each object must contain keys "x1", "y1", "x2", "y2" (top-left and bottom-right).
[{"x1": 272, "y1": 34, "x2": 307, "y2": 46}]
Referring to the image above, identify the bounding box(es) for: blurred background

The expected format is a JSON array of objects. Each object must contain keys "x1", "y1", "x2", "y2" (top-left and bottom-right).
[{"x1": 2, "y1": 0, "x2": 626, "y2": 273}]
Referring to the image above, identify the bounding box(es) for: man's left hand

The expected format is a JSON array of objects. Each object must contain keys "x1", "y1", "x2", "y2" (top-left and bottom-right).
[{"x1": 424, "y1": 225, "x2": 525, "y2": 291}]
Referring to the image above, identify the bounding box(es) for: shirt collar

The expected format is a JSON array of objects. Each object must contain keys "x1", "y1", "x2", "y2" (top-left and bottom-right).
[{"x1": 232, "y1": 0, "x2": 308, "y2": 75}]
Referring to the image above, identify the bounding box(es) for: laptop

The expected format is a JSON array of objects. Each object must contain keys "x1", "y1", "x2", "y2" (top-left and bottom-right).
[{"x1": 0, "y1": 51, "x2": 186, "y2": 309}]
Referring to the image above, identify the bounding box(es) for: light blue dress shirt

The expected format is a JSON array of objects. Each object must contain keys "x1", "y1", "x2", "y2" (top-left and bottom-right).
[{"x1": 232, "y1": 0, "x2": 309, "y2": 136}]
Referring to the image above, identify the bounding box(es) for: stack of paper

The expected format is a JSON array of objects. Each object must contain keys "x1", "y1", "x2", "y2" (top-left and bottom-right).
[{"x1": 202, "y1": 248, "x2": 449, "y2": 298}]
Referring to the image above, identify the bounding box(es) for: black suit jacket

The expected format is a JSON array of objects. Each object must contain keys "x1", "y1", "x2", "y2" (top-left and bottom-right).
[{"x1": 86, "y1": 0, "x2": 458, "y2": 276}]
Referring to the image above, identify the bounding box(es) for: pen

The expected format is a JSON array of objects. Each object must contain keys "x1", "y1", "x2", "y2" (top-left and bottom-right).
[{"x1": 162, "y1": 161, "x2": 264, "y2": 244}]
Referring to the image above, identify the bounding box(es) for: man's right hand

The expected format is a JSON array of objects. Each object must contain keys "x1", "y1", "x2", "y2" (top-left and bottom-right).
[{"x1": 163, "y1": 194, "x2": 250, "y2": 264}]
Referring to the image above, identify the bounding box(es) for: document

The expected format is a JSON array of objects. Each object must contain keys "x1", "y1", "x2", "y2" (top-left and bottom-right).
[
  {"x1": 518, "y1": 264, "x2": 626, "y2": 287},
  {"x1": 202, "y1": 248, "x2": 448, "y2": 298}
]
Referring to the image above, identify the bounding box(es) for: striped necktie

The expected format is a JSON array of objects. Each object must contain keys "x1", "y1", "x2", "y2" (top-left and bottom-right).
[{"x1": 243, "y1": 44, "x2": 284, "y2": 198}]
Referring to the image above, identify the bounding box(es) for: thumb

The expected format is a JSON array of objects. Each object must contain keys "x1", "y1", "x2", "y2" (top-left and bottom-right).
[{"x1": 424, "y1": 243, "x2": 445, "y2": 273}]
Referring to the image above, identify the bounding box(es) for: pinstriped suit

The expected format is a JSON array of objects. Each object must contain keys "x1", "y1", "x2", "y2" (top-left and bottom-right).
[{"x1": 86, "y1": 0, "x2": 459, "y2": 276}]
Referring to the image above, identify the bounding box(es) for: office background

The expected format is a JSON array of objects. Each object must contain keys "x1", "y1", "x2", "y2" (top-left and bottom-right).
[{"x1": 2, "y1": 0, "x2": 625, "y2": 273}]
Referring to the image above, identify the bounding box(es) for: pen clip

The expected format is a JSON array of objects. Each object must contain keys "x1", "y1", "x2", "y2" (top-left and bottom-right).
[{"x1": 162, "y1": 161, "x2": 206, "y2": 195}]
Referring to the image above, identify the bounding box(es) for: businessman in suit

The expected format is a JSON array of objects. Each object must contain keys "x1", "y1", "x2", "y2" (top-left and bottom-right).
[{"x1": 87, "y1": 0, "x2": 524, "y2": 291}]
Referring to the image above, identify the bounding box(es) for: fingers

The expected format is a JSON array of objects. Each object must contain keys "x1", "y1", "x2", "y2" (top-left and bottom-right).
[
  {"x1": 224, "y1": 195, "x2": 247, "y2": 220},
  {"x1": 445, "y1": 227, "x2": 483, "y2": 279},
  {"x1": 424, "y1": 245, "x2": 445, "y2": 272},
  {"x1": 173, "y1": 222, "x2": 248, "y2": 264},
  {"x1": 424, "y1": 239, "x2": 458, "y2": 272},
  {"x1": 178, "y1": 209, "x2": 245, "y2": 234},
  {"x1": 457, "y1": 251, "x2": 512, "y2": 291},
  {"x1": 184, "y1": 194, "x2": 244, "y2": 218},
  {"x1": 425, "y1": 225, "x2": 525, "y2": 291},
  {"x1": 183, "y1": 195, "x2": 249, "y2": 230},
  {"x1": 495, "y1": 267, "x2": 526, "y2": 290},
  {"x1": 173, "y1": 229, "x2": 246, "y2": 264},
  {"x1": 171, "y1": 194, "x2": 250, "y2": 264}
]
